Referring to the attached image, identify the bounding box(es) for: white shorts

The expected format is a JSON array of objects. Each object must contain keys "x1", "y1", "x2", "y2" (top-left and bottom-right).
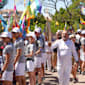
[
  {"x1": 15, "y1": 62, "x2": 25, "y2": 76},
  {"x1": 26, "y1": 61, "x2": 35, "y2": 72},
  {"x1": 80, "y1": 56, "x2": 85, "y2": 61},
  {"x1": 41, "y1": 53, "x2": 47, "y2": 64},
  {"x1": 34, "y1": 57, "x2": 42, "y2": 68},
  {"x1": 0, "y1": 71, "x2": 13, "y2": 82}
]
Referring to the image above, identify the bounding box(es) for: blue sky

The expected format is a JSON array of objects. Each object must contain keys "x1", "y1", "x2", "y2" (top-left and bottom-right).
[{"x1": 1, "y1": 0, "x2": 72, "y2": 15}]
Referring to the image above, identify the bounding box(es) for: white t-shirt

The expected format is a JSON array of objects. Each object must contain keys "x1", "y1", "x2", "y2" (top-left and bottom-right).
[{"x1": 52, "y1": 39, "x2": 78, "y2": 66}]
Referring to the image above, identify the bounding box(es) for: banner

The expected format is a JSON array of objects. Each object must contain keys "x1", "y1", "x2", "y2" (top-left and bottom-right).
[{"x1": 0, "y1": 0, "x2": 2, "y2": 3}]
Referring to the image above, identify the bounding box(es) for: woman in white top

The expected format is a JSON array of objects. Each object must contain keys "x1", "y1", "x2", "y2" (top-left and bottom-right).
[
  {"x1": 0, "y1": 32, "x2": 14, "y2": 85},
  {"x1": 25, "y1": 32, "x2": 36, "y2": 85}
]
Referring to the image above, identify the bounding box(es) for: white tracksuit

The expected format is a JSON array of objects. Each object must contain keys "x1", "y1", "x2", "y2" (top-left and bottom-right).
[{"x1": 52, "y1": 39, "x2": 78, "y2": 85}]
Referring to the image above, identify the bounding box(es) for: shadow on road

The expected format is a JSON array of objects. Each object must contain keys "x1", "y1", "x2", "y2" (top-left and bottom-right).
[
  {"x1": 44, "y1": 82, "x2": 58, "y2": 85},
  {"x1": 44, "y1": 75, "x2": 59, "y2": 85}
]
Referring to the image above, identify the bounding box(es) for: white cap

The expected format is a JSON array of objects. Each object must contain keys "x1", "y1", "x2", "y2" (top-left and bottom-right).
[
  {"x1": 57, "y1": 30, "x2": 62, "y2": 33},
  {"x1": 69, "y1": 34, "x2": 75, "y2": 38},
  {"x1": 77, "y1": 29, "x2": 81, "y2": 33},
  {"x1": 26, "y1": 33, "x2": 30, "y2": 37},
  {"x1": 12, "y1": 27, "x2": 20, "y2": 33},
  {"x1": 26, "y1": 32, "x2": 36, "y2": 40},
  {"x1": 34, "y1": 28, "x2": 41, "y2": 33},
  {"x1": 81, "y1": 30, "x2": 85, "y2": 35},
  {"x1": 1, "y1": 32, "x2": 12, "y2": 39},
  {"x1": 26, "y1": 32, "x2": 32, "y2": 37}
]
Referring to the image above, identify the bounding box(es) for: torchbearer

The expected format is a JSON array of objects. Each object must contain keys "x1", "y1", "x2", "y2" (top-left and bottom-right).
[{"x1": 52, "y1": 31, "x2": 79, "y2": 85}]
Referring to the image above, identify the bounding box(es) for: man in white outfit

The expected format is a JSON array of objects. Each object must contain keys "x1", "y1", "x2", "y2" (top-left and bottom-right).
[{"x1": 52, "y1": 31, "x2": 79, "y2": 85}]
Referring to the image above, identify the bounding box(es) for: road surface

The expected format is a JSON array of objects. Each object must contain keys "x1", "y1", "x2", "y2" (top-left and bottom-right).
[{"x1": 26, "y1": 70, "x2": 85, "y2": 85}]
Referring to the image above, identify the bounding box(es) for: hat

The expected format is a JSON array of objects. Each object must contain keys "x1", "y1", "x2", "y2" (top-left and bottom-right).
[
  {"x1": 26, "y1": 33, "x2": 30, "y2": 37},
  {"x1": 26, "y1": 32, "x2": 36, "y2": 40},
  {"x1": 81, "y1": 30, "x2": 85, "y2": 35},
  {"x1": 34, "y1": 28, "x2": 41, "y2": 33},
  {"x1": 77, "y1": 29, "x2": 81, "y2": 33},
  {"x1": 26, "y1": 32, "x2": 32, "y2": 37},
  {"x1": 0, "y1": 32, "x2": 12, "y2": 39},
  {"x1": 12, "y1": 27, "x2": 20, "y2": 33},
  {"x1": 69, "y1": 34, "x2": 75, "y2": 38},
  {"x1": 57, "y1": 30, "x2": 62, "y2": 33}
]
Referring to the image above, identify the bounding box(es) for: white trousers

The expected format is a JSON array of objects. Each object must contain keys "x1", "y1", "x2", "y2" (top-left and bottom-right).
[
  {"x1": 57, "y1": 65, "x2": 72, "y2": 85},
  {"x1": 46, "y1": 54, "x2": 52, "y2": 70}
]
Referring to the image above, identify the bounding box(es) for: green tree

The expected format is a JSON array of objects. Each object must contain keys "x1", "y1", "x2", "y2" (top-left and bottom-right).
[{"x1": 52, "y1": 0, "x2": 85, "y2": 32}]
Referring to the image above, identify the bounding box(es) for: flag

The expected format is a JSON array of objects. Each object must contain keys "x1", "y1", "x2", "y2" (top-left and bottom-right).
[
  {"x1": 26, "y1": 19, "x2": 31, "y2": 33},
  {"x1": 30, "y1": 0, "x2": 42, "y2": 15},
  {"x1": 80, "y1": 17, "x2": 85, "y2": 25},
  {"x1": 27, "y1": 27, "x2": 30, "y2": 33},
  {"x1": 20, "y1": 0, "x2": 42, "y2": 21},
  {"x1": 0, "y1": 0, "x2": 2, "y2": 3},
  {"x1": 10, "y1": 15, "x2": 13, "y2": 24},
  {"x1": 7, "y1": 12, "x2": 11, "y2": 25},
  {"x1": 22, "y1": 16, "x2": 26, "y2": 30},
  {"x1": 26, "y1": 5, "x2": 33, "y2": 19},
  {"x1": 14, "y1": 5, "x2": 17, "y2": 13},
  {"x1": 4, "y1": 25, "x2": 9, "y2": 32},
  {"x1": 0, "y1": 15, "x2": 7, "y2": 29},
  {"x1": 20, "y1": 0, "x2": 34, "y2": 21}
]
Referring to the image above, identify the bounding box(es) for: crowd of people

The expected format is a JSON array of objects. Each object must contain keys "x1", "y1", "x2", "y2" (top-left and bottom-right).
[{"x1": 0, "y1": 26, "x2": 85, "y2": 85}]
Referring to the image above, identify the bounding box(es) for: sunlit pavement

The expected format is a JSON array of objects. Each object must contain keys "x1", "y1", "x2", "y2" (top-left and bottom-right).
[{"x1": 25, "y1": 70, "x2": 85, "y2": 85}]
